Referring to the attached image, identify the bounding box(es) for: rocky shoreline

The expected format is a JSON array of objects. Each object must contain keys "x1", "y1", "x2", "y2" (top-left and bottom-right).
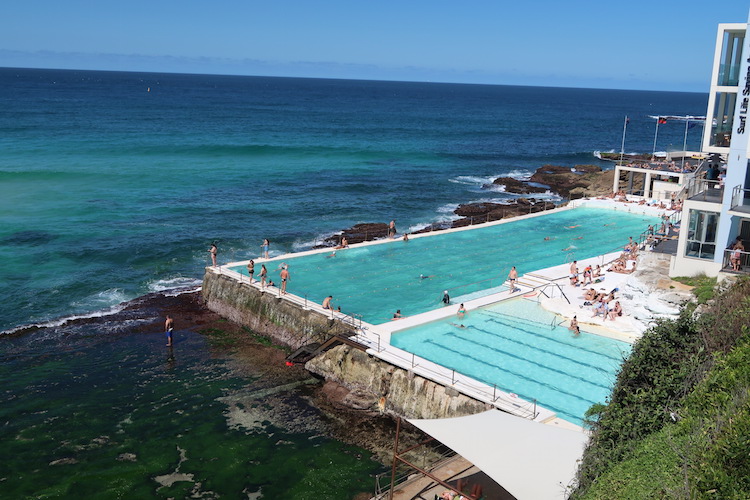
[{"x1": 319, "y1": 163, "x2": 616, "y2": 246}]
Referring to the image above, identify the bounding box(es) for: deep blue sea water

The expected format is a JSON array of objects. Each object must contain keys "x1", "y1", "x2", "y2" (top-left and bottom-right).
[
  {"x1": 0, "y1": 68, "x2": 706, "y2": 497},
  {"x1": 0, "y1": 68, "x2": 706, "y2": 331}
]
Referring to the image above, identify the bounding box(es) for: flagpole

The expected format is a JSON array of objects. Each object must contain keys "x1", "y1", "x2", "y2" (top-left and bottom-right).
[
  {"x1": 620, "y1": 116, "x2": 628, "y2": 165},
  {"x1": 652, "y1": 116, "x2": 660, "y2": 161},
  {"x1": 681, "y1": 117, "x2": 689, "y2": 172}
]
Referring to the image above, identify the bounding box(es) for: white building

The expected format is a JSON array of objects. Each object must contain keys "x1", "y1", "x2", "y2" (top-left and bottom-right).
[{"x1": 671, "y1": 17, "x2": 750, "y2": 277}]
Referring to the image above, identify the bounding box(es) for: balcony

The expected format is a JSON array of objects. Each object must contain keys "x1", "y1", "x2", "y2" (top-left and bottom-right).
[
  {"x1": 730, "y1": 185, "x2": 750, "y2": 214},
  {"x1": 687, "y1": 178, "x2": 724, "y2": 203}
]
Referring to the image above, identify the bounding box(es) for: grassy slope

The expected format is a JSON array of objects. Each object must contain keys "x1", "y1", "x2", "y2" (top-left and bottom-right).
[{"x1": 573, "y1": 277, "x2": 750, "y2": 499}]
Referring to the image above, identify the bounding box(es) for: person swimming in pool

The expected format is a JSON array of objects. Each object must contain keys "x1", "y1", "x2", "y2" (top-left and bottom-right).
[
  {"x1": 442, "y1": 290, "x2": 450, "y2": 305},
  {"x1": 419, "y1": 274, "x2": 435, "y2": 280}
]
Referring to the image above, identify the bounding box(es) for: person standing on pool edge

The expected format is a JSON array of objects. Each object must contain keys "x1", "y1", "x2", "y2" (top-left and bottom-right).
[
  {"x1": 388, "y1": 220, "x2": 397, "y2": 239},
  {"x1": 165, "y1": 315, "x2": 174, "y2": 346},
  {"x1": 280, "y1": 265, "x2": 290, "y2": 294},
  {"x1": 208, "y1": 242, "x2": 217, "y2": 267},
  {"x1": 247, "y1": 259, "x2": 255, "y2": 283},
  {"x1": 508, "y1": 266, "x2": 518, "y2": 293}
]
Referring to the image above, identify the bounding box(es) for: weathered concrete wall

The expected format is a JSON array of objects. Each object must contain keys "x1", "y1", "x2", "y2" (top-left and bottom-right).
[
  {"x1": 201, "y1": 270, "x2": 350, "y2": 349},
  {"x1": 306, "y1": 345, "x2": 489, "y2": 419},
  {"x1": 203, "y1": 269, "x2": 489, "y2": 420}
]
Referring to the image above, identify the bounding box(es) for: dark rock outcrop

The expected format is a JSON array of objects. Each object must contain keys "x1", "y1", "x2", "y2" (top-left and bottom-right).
[
  {"x1": 529, "y1": 164, "x2": 603, "y2": 198},
  {"x1": 320, "y1": 223, "x2": 389, "y2": 247},
  {"x1": 489, "y1": 176, "x2": 548, "y2": 194}
]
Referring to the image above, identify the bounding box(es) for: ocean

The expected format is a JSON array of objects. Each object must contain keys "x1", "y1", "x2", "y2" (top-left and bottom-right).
[{"x1": 0, "y1": 67, "x2": 706, "y2": 497}]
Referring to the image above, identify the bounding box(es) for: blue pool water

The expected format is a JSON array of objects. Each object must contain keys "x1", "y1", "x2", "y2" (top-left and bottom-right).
[
  {"x1": 391, "y1": 298, "x2": 631, "y2": 425},
  {"x1": 232, "y1": 207, "x2": 659, "y2": 323}
]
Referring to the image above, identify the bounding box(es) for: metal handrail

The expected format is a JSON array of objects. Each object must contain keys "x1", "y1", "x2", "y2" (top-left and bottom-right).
[
  {"x1": 686, "y1": 178, "x2": 724, "y2": 201},
  {"x1": 723, "y1": 247, "x2": 750, "y2": 273},
  {"x1": 730, "y1": 184, "x2": 750, "y2": 211}
]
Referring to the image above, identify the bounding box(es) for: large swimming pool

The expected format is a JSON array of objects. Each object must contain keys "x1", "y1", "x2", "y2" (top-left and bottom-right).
[
  {"x1": 231, "y1": 207, "x2": 658, "y2": 323},
  {"x1": 391, "y1": 298, "x2": 630, "y2": 425}
]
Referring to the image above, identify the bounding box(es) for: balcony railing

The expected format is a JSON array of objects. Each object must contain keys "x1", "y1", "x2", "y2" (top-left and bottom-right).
[
  {"x1": 686, "y1": 178, "x2": 724, "y2": 202},
  {"x1": 730, "y1": 184, "x2": 750, "y2": 211},
  {"x1": 723, "y1": 247, "x2": 750, "y2": 274}
]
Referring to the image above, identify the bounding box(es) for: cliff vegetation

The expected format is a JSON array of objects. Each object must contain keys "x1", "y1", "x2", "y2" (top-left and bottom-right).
[{"x1": 572, "y1": 277, "x2": 750, "y2": 499}]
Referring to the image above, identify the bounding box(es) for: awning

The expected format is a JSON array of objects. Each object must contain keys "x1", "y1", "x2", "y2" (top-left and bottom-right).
[{"x1": 407, "y1": 410, "x2": 588, "y2": 500}]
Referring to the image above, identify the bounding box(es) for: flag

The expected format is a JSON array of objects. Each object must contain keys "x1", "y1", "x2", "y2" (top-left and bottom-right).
[{"x1": 658, "y1": 117, "x2": 667, "y2": 124}]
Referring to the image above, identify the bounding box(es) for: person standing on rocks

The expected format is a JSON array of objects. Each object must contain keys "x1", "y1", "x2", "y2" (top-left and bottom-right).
[
  {"x1": 165, "y1": 315, "x2": 174, "y2": 346},
  {"x1": 388, "y1": 220, "x2": 397, "y2": 239}
]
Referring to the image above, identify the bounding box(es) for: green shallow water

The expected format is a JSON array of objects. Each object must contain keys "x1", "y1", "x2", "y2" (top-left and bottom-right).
[{"x1": 0, "y1": 328, "x2": 383, "y2": 498}]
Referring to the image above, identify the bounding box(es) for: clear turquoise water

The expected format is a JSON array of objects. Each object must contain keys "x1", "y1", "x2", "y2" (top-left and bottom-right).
[
  {"x1": 0, "y1": 69, "x2": 705, "y2": 331},
  {"x1": 232, "y1": 207, "x2": 659, "y2": 323},
  {"x1": 391, "y1": 298, "x2": 631, "y2": 425}
]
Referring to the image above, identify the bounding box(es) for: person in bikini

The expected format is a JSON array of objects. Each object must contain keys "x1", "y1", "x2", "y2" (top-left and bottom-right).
[
  {"x1": 247, "y1": 259, "x2": 255, "y2": 282},
  {"x1": 259, "y1": 264, "x2": 267, "y2": 288}
]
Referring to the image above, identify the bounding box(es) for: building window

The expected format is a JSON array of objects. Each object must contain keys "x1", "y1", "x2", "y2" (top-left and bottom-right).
[
  {"x1": 718, "y1": 31, "x2": 744, "y2": 86},
  {"x1": 685, "y1": 209, "x2": 719, "y2": 259},
  {"x1": 709, "y1": 92, "x2": 737, "y2": 148}
]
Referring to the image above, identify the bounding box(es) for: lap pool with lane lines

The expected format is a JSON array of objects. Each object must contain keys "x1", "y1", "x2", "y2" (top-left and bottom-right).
[{"x1": 390, "y1": 298, "x2": 631, "y2": 425}]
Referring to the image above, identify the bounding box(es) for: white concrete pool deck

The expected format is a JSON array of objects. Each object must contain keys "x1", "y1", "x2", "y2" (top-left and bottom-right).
[{"x1": 213, "y1": 199, "x2": 678, "y2": 431}]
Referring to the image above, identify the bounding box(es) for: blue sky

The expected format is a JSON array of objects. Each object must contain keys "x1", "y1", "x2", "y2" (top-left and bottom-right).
[{"x1": 1, "y1": 1, "x2": 749, "y2": 91}]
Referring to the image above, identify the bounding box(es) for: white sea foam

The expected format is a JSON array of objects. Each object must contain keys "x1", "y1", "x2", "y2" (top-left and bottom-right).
[
  {"x1": 505, "y1": 169, "x2": 532, "y2": 180},
  {"x1": 1, "y1": 279, "x2": 203, "y2": 336},
  {"x1": 291, "y1": 230, "x2": 341, "y2": 251},
  {"x1": 147, "y1": 276, "x2": 202, "y2": 294},
  {"x1": 482, "y1": 183, "x2": 508, "y2": 193},
  {"x1": 1, "y1": 302, "x2": 130, "y2": 336},
  {"x1": 437, "y1": 203, "x2": 460, "y2": 214},
  {"x1": 449, "y1": 175, "x2": 497, "y2": 186}
]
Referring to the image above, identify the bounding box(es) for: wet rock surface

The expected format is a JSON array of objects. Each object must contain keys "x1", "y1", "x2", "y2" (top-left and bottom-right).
[{"x1": 316, "y1": 164, "x2": 617, "y2": 246}]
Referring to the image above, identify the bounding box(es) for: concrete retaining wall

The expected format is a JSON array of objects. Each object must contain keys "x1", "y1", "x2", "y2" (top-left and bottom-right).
[
  {"x1": 306, "y1": 345, "x2": 489, "y2": 419},
  {"x1": 202, "y1": 270, "x2": 351, "y2": 349},
  {"x1": 202, "y1": 269, "x2": 489, "y2": 419}
]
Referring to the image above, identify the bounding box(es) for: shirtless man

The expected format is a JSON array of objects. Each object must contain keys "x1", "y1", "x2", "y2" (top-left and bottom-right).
[
  {"x1": 208, "y1": 243, "x2": 217, "y2": 267},
  {"x1": 165, "y1": 315, "x2": 174, "y2": 346},
  {"x1": 570, "y1": 261, "x2": 579, "y2": 286},
  {"x1": 280, "y1": 267, "x2": 290, "y2": 294},
  {"x1": 508, "y1": 266, "x2": 518, "y2": 292},
  {"x1": 322, "y1": 295, "x2": 333, "y2": 309}
]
